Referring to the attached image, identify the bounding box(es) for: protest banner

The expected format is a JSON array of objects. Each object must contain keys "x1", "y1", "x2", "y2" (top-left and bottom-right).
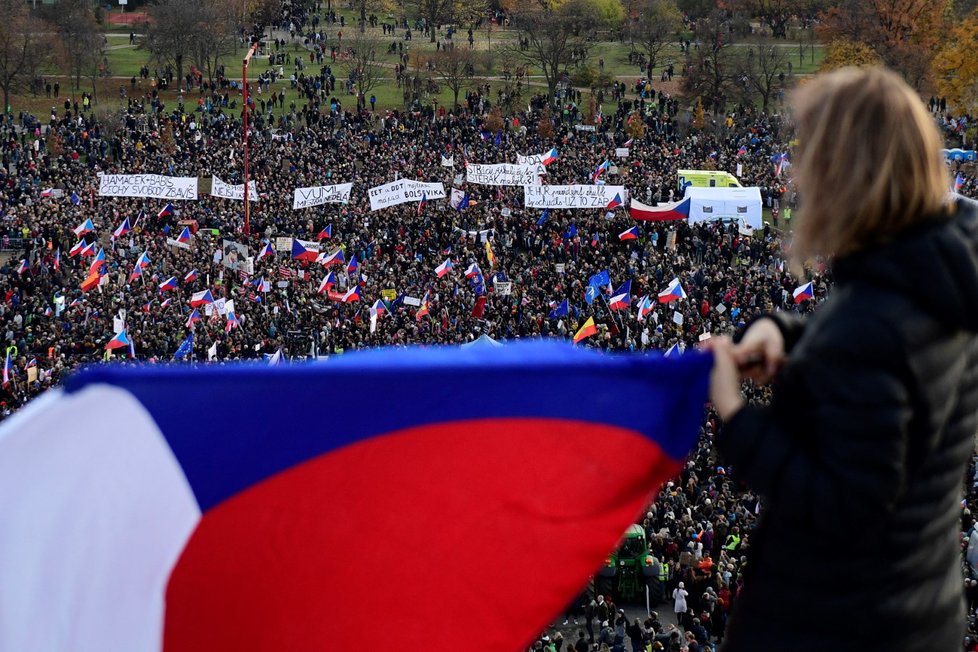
[
  {"x1": 615, "y1": 148, "x2": 630, "y2": 158},
  {"x1": 450, "y1": 188, "x2": 466, "y2": 209},
  {"x1": 523, "y1": 185, "x2": 626, "y2": 209},
  {"x1": 205, "y1": 298, "x2": 227, "y2": 317},
  {"x1": 221, "y1": 240, "x2": 250, "y2": 272},
  {"x1": 97, "y1": 174, "x2": 198, "y2": 200},
  {"x1": 166, "y1": 238, "x2": 191, "y2": 251},
  {"x1": 292, "y1": 183, "x2": 353, "y2": 210},
  {"x1": 465, "y1": 163, "x2": 545, "y2": 186},
  {"x1": 574, "y1": 124, "x2": 596, "y2": 132},
  {"x1": 211, "y1": 176, "x2": 259, "y2": 202},
  {"x1": 516, "y1": 149, "x2": 556, "y2": 165},
  {"x1": 274, "y1": 237, "x2": 293, "y2": 252},
  {"x1": 381, "y1": 289, "x2": 397, "y2": 301},
  {"x1": 495, "y1": 282, "x2": 513, "y2": 295},
  {"x1": 403, "y1": 296, "x2": 422, "y2": 306},
  {"x1": 368, "y1": 180, "x2": 446, "y2": 211}
]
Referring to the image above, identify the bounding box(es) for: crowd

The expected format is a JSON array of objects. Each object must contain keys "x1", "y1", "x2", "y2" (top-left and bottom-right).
[{"x1": 1, "y1": 2, "x2": 977, "y2": 650}]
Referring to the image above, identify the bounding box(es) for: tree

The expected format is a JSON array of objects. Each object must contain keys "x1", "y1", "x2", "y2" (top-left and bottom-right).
[
  {"x1": 408, "y1": 0, "x2": 486, "y2": 42},
  {"x1": 933, "y1": 14, "x2": 978, "y2": 114},
  {"x1": 81, "y1": 31, "x2": 110, "y2": 104},
  {"x1": 51, "y1": 0, "x2": 100, "y2": 91},
  {"x1": 735, "y1": 41, "x2": 790, "y2": 111},
  {"x1": 590, "y1": 0, "x2": 625, "y2": 28},
  {"x1": 510, "y1": 0, "x2": 606, "y2": 105},
  {"x1": 818, "y1": 0, "x2": 948, "y2": 89},
  {"x1": 431, "y1": 47, "x2": 475, "y2": 107},
  {"x1": 818, "y1": 39, "x2": 881, "y2": 72},
  {"x1": 692, "y1": 96, "x2": 705, "y2": 129},
  {"x1": 342, "y1": 33, "x2": 384, "y2": 96},
  {"x1": 676, "y1": 0, "x2": 716, "y2": 20},
  {"x1": 143, "y1": 0, "x2": 207, "y2": 91},
  {"x1": 191, "y1": 0, "x2": 240, "y2": 82},
  {"x1": 350, "y1": 0, "x2": 394, "y2": 32},
  {"x1": 0, "y1": 0, "x2": 47, "y2": 114},
  {"x1": 538, "y1": 105, "x2": 555, "y2": 139},
  {"x1": 727, "y1": 0, "x2": 800, "y2": 38},
  {"x1": 627, "y1": 0, "x2": 682, "y2": 77},
  {"x1": 682, "y1": 12, "x2": 738, "y2": 114},
  {"x1": 625, "y1": 109, "x2": 645, "y2": 139}
]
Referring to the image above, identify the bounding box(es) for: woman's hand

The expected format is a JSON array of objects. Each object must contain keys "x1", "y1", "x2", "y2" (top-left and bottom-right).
[
  {"x1": 702, "y1": 336, "x2": 745, "y2": 421},
  {"x1": 732, "y1": 317, "x2": 785, "y2": 385}
]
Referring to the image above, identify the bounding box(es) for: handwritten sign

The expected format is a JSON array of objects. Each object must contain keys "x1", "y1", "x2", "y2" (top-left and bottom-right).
[
  {"x1": 292, "y1": 183, "x2": 353, "y2": 210},
  {"x1": 517, "y1": 149, "x2": 556, "y2": 165},
  {"x1": 465, "y1": 163, "x2": 545, "y2": 186},
  {"x1": 368, "y1": 179, "x2": 446, "y2": 211},
  {"x1": 523, "y1": 185, "x2": 626, "y2": 209},
  {"x1": 211, "y1": 176, "x2": 259, "y2": 201},
  {"x1": 97, "y1": 174, "x2": 198, "y2": 200}
]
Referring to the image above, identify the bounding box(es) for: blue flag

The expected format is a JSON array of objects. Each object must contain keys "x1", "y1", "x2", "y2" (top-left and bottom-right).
[
  {"x1": 589, "y1": 270, "x2": 610, "y2": 289},
  {"x1": 494, "y1": 131, "x2": 502, "y2": 146},
  {"x1": 564, "y1": 224, "x2": 577, "y2": 240},
  {"x1": 549, "y1": 299, "x2": 569, "y2": 319},
  {"x1": 537, "y1": 209, "x2": 550, "y2": 227},
  {"x1": 70, "y1": 192, "x2": 80, "y2": 206},
  {"x1": 585, "y1": 285, "x2": 598, "y2": 305},
  {"x1": 174, "y1": 333, "x2": 194, "y2": 361},
  {"x1": 471, "y1": 274, "x2": 486, "y2": 296}
]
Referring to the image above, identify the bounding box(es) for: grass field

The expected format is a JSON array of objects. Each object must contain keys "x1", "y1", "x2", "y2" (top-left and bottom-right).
[{"x1": 14, "y1": 4, "x2": 825, "y2": 117}]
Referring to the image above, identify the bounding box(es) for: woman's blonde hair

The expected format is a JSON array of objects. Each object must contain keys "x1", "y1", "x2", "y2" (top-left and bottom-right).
[{"x1": 790, "y1": 67, "x2": 950, "y2": 270}]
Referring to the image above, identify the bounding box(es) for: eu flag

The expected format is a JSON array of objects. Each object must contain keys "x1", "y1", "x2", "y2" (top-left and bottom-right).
[{"x1": 174, "y1": 333, "x2": 194, "y2": 361}]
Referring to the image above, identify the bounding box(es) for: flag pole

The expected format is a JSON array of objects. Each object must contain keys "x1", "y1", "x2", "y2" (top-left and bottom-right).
[
  {"x1": 599, "y1": 292, "x2": 626, "y2": 340},
  {"x1": 242, "y1": 41, "x2": 260, "y2": 238}
]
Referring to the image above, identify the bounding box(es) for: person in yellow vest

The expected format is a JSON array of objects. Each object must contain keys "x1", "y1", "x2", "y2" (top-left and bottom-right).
[{"x1": 723, "y1": 526, "x2": 741, "y2": 552}]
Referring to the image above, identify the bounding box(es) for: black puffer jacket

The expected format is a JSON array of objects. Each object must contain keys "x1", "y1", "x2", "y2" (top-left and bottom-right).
[{"x1": 718, "y1": 199, "x2": 978, "y2": 652}]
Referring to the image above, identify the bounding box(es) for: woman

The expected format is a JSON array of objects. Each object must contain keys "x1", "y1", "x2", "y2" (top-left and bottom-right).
[
  {"x1": 707, "y1": 66, "x2": 978, "y2": 651},
  {"x1": 672, "y1": 581, "x2": 688, "y2": 626}
]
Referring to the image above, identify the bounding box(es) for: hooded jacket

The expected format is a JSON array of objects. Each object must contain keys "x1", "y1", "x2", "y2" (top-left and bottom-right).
[{"x1": 718, "y1": 199, "x2": 978, "y2": 651}]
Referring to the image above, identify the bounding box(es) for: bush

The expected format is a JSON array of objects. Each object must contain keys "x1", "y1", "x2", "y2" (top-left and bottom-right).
[
  {"x1": 477, "y1": 51, "x2": 496, "y2": 75},
  {"x1": 570, "y1": 65, "x2": 596, "y2": 88},
  {"x1": 595, "y1": 71, "x2": 615, "y2": 89}
]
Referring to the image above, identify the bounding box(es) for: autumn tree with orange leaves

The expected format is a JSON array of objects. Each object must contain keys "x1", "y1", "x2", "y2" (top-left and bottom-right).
[
  {"x1": 817, "y1": 0, "x2": 948, "y2": 89},
  {"x1": 933, "y1": 13, "x2": 978, "y2": 114}
]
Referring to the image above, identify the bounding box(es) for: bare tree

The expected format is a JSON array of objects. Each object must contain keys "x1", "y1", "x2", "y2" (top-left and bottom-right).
[
  {"x1": 82, "y1": 32, "x2": 110, "y2": 105},
  {"x1": 735, "y1": 41, "x2": 789, "y2": 111},
  {"x1": 51, "y1": 0, "x2": 100, "y2": 92},
  {"x1": 627, "y1": 0, "x2": 682, "y2": 78},
  {"x1": 682, "y1": 11, "x2": 738, "y2": 114},
  {"x1": 341, "y1": 33, "x2": 384, "y2": 97},
  {"x1": 431, "y1": 47, "x2": 474, "y2": 107},
  {"x1": 510, "y1": 0, "x2": 601, "y2": 105},
  {"x1": 143, "y1": 0, "x2": 206, "y2": 90},
  {"x1": 0, "y1": 0, "x2": 48, "y2": 113},
  {"x1": 191, "y1": 0, "x2": 239, "y2": 82}
]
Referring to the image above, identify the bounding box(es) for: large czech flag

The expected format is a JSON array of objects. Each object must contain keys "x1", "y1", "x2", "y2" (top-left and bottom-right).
[
  {"x1": 0, "y1": 340, "x2": 709, "y2": 652},
  {"x1": 630, "y1": 197, "x2": 691, "y2": 222}
]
